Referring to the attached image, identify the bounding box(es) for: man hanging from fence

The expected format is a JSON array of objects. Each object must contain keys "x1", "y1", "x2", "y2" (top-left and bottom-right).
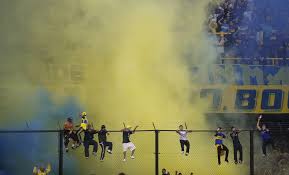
[
  {"x1": 215, "y1": 127, "x2": 229, "y2": 165},
  {"x1": 122, "y1": 125, "x2": 138, "y2": 162},
  {"x1": 257, "y1": 115, "x2": 276, "y2": 156},
  {"x1": 63, "y1": 117, "x2": 80, "y2": 152},
  {"x1": 83, "y1": 124, "x2": 98, "y2": 159},
  {"x1": 32, "y1": 163, "x2": 51, "y2": 175},
  {"x1": 98, "y1": 124, "x2": 113, "y2": 161},
  {"x1": 76, "y1": 112, "x2": 89, "y2": 144},
  {"x1": 230, "y1": 126, "x2": 243, "y2": 164},
  {"x1": 176, "y1": 124, "x2": 192, "y2": 156}
]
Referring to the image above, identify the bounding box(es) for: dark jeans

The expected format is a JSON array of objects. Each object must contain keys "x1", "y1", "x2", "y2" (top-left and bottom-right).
[
  {"x1": 262, "y1": 139, "x2": 275, "y2": 155},
  {"x1": 64, "y1": 131, "x2": 79, "y2": 148},
  {"x1": 84, "y1": 140, "x2": 98, "y2": 157},
  {"x1": 233, "y1": 143, "x2": 243, "y2": 162},
  {"x1": 180, "y1": 140, "x2": 190, "y2": 153},
  {"x1": 100, "y1": 141, "x2": 113, "y2": 160},
  {"x1": 217, "y1": 144, "x2": 229, "y2": 165}
]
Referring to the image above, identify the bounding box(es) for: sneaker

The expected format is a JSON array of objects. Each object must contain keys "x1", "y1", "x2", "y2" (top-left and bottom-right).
[
  {"x1": 239, "y1": 160, "x2": 242, "y2": 164},
  {"x1": 92, "y1": 152, "x2": 97, "y2": 156},
  {"x1": 100, "y1": 159, "x2": 104, "y2": 162},
  {"x1": 234, "y1": 161, "x2": 238, "y2": 164},
  {"x1": 65, "y1": 148, "x2": 69, "y2": 153},
  {"x1": 262, "y1": 154, "x2": 266, "y2": 157},
  {"x1": 123, "y1": 159, "x2": 126, "y2": 162},
  {"x1": 85, "y1": 157, "x2": 89, "y2": 159},
  {"x1": 225, "y1": 159, "x2": 229, "y2": 163},
  {"x1": 181, "y1": 151, "x2": 184, "y2": 155},
  {"x1": 130, "y1": 156, "x2": 135, "y2": 159},
  {"x1": 107, "y1": 150, "x2": 112, "y2": 154},
  {"x1": 185, "y1": 153, "x2": 189, "y2": 156}
]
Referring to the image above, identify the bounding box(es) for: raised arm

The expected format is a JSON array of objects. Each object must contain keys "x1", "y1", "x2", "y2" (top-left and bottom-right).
[
  {"x1": 32, "y1": 166, "x2": 38, "y2": 175},
  {"x1": 46, "y1": 163, "x2": 51, "y2": 173},
  {"x1": 257, "y1": 115, "x2": 262, "y2": 131},
  {"x1": 132, "y1": 126, "x2": 139, "y2": 133}
]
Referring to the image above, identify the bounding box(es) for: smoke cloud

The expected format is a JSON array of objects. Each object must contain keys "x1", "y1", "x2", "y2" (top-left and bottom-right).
[{"x1": 0, "y1": 0, "x2": 248, "y2": 174}]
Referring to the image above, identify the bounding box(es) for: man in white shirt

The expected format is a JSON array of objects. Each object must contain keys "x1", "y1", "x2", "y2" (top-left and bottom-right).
[{"x1": 176, "y1": 125, "x2": 192, "y2": 156}]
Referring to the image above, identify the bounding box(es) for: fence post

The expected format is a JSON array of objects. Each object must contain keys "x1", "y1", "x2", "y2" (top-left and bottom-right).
[
  {"x1": 250, "y1": 130, "x2": 254, "y2": 175},
  {"x1": 155, "y1": 130, "x2": 159, "y2": 175},
  {"x1": 58, "y1": 130, "x2": 64, "y2": 175}
]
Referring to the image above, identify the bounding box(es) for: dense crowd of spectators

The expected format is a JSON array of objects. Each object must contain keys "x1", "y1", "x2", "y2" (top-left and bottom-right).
[{"x1": 208, "y1": 0, "x2": 289, "y2": 60}]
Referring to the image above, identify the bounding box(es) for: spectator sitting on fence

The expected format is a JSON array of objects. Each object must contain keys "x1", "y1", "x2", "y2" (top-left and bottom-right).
[
  {"x1": 176, "y1": 125, "x2": 192, "y2": 156},
  {"x1": 75, "y1": 112, "x2": 89, "y2": 144},
  {"x1": 230, "y1": 126, "x2": 243, "y2": 164},
  {"x1": 121, "y1": 125, "x2": 138, "y2": 162},
  {"x1": 215, "y1": 127, "x2": 229, "y2": 165},
  {"x1": 98, "y1": 124, "x2": 113, "y2": 161},
  {"x1": 63, "y1": 117, "x2": 80, "y2": 153},
  {"x1": 83, "y1": 124, "x2": 98, "y2": 159},
  {"x1": 162, "y1": 168, "x2": 170, "y2": 175},
  {"x1": 32, "y1": 163, "x2": 51, "y2": 175},
  {"x1": 257, "y1": 115, "x2": 276, "y2": 156}
]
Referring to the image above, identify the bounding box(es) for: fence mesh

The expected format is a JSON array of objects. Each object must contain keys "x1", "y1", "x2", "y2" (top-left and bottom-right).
[
  {"x1": 0, "y1": 132, "x2": 59, "y2": 175},
  {"x1": 253, "y1": 131, "x2": 289, "y2": 175},
  {"x1": 159, "y1": 131, "x2": 250, "y2": 175},
  {"x1": 63, "y1": 131, "x2": 155, "y2": 175},
  {"x1": 3, "y1": 130, "x2": 288, "y2": 175}
]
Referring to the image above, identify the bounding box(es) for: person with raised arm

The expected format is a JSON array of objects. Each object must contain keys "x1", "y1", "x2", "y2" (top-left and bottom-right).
[
  {"x1": 32, "y1": 163, "x2": 51, "y2": 175},
  {"x1": 75, "y1": 112, "x2": 89, "y2": 144},
  {"x1": 176, "y1": 125, "x2": 192, "y2": 156},
  {"x1": 121, "y1": 125, "x2": 138, "y2": 161},
  {"x1": 257, "y1": 115, "x2": 275, "y2": 156}
]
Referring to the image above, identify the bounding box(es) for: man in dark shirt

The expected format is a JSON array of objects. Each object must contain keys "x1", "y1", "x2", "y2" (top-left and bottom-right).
[
  {"x1": 230, "y1": 126, "x2": 243, "y2": 164},
  {"x1": 257, "y1": 115, "x2": 275, "y2": 156},
  {"x1": 98, "y1": 125, "x2": 113, "y2": 161},
  {"x1": 83, "y1": 124, "x2": 98, "y2": 158},
  {"x1": 122, "y1": 125, "x2": 138, "y2": 161}
]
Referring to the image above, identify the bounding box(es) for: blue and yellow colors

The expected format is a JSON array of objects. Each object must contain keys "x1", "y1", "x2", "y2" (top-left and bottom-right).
[{"x1": 0, "y1": 0, "x2": 288, "y2": 175}]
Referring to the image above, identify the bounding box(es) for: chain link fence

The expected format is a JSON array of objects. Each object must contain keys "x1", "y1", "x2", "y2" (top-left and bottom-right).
[
  {"x1": 0, "y1": 131, "x2": 60, "y2": 175},
  {"x1": 4, "y1": 129, "x2": 289, "y2": 175},
  {"x1": 159, "y1": 130, "x2": 251, "y2": 175}
]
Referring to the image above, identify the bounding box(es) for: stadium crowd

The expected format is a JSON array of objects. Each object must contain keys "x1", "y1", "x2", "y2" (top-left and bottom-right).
[{"x1": 208, "y1": 0, "x2": 289, "y2": 63}]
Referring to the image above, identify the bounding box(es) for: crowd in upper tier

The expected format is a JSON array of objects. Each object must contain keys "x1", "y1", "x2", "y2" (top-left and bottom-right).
[{"x1": 208, "y1": 0, "x2": 289, "y2": 60}]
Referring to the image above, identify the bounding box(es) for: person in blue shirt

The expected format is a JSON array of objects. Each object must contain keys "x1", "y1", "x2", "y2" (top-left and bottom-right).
[
  {"x1": 215, "y1": 127, "x2": 229, "y2": 165},
  {"x1": 257, "y1": 115, "x2": 275, "y2": 156}
]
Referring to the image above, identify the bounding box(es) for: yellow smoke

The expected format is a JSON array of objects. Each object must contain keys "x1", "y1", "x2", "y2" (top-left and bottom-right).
[{"x1": 0, "y1": 0, "x2": 248, "y2": 174}]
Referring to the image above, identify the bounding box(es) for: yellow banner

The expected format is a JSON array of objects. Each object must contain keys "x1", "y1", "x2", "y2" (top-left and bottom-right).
[{"x1": 200, "y1": 85, "x2": 289, "y2": 113}]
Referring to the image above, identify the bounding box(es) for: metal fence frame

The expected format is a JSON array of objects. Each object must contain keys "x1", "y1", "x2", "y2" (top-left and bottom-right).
[{"x1": 0, "y1": 129, "x2": 255, "y2": 175}]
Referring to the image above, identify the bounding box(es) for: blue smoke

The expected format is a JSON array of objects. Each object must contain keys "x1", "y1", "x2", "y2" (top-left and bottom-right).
[{"x1": 0, "y1": 88, "x2": 82, "y2": 175}]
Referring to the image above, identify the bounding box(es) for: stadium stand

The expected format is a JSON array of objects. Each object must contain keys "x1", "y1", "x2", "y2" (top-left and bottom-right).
[{"x1": 208, "y1": 0, "x2": 289, "y2": 65}]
